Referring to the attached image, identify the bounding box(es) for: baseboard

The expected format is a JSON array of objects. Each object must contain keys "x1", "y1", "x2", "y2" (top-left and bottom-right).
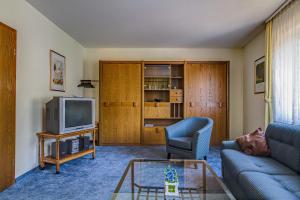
[{"x1": 15, "y1": 167, "x2": 37, "y2": 182}]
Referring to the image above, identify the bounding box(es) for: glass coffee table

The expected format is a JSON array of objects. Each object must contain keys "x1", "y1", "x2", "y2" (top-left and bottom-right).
[{"x1": 112, "y1": 159, "x2": 235, "y2": 200}]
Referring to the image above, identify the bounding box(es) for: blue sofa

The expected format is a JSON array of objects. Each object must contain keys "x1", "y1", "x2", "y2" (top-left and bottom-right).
[{"x1": 221, "y1": 123, "x2": 300, "y2": 200}]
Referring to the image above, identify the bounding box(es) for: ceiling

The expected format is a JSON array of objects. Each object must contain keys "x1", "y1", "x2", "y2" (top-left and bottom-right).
[{"x1": 26, "y1": 0, "x2": 285, "y2": 48}]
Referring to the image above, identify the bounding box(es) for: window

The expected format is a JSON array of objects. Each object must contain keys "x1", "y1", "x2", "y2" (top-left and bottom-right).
[{"x1": 272, "y1": 1, "x2": 300, "y2": 125}]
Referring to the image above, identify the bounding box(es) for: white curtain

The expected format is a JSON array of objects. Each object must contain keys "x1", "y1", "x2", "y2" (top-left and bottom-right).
[{"x1": 272, "y1": 1, "x2": 300, "y2": 125}]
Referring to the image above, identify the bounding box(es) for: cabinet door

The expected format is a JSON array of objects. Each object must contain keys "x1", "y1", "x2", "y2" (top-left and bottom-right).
[
  {"x1": 186, "y1": 62, "x2": 228, "y2": 145},
  {"x1": 143, "y1": 127, "x2": 165, "y2": 145},
  {"x1": 100, "y1": 62, "x2": 142, "y2": 144},
  {"x1": 0, "y1": 23, "x2": 16, "y2": 192},
  {"x1": 144, "y1": 102, "x2": 170, "y2": 119}
]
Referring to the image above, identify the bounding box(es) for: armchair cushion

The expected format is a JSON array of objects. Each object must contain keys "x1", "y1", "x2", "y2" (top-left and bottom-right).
[{"x1": 168, "y1": 137, "x2": 193, "y2": 150}]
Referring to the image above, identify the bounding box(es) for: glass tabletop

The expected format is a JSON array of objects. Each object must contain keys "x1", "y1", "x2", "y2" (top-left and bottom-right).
[{"x1": 112, "y1": 159, "x2": 235, "y2": 200}]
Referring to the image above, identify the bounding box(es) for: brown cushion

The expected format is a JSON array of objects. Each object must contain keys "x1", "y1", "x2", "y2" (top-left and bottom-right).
[{"x1": 236, "y1": 128, "x2": 270, "y2": 156}]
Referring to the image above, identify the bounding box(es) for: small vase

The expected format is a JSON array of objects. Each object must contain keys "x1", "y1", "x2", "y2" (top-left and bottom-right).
[{"x1": 164, "y1": 181, "x2": 179, "y2": 197}]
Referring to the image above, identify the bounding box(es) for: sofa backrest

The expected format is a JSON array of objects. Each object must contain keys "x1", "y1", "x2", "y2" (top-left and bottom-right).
[{"x1": 266, "y1": 123, "x2": 300, "y2": 173}]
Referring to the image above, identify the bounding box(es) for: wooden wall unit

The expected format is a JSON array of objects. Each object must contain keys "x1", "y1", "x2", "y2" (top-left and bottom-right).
[
  {"x1": 0, "y1": 22, "x2": 16, "y2": 192},
  {"x1": 99, "y1": 60, "x2": 229, "y2": 146},
  {"x1": 99, "y1": 61, "x2": 142, "y2": 145}
]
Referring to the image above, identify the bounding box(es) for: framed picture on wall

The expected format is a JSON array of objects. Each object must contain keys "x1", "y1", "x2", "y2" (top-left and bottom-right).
[
  {"x1": 254, "y1": 56, "x2": 265, "y2": 94},
  {"x1": 50, "y1": 50, "x2": 66, "y2": 92}
]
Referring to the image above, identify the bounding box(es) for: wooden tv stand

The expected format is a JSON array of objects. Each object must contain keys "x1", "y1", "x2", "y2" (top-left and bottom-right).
[{"x1": 37, "y1": 128, "x2": 97, "y2": 174}]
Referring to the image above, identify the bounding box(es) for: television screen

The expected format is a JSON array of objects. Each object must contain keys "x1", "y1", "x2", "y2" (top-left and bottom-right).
[{"x1": 65, "y1": 100, "x2": 93, "y2": 128}]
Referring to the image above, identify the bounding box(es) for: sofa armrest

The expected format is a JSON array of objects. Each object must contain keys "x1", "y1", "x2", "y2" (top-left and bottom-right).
[{"x1": 222, "y1": 140, "x2": 241, "y2": 151}]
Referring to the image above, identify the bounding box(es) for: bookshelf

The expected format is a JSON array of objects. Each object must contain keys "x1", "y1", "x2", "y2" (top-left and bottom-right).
[{"x1": 143, "y1": 62, "x2": 185, "y2": 144}]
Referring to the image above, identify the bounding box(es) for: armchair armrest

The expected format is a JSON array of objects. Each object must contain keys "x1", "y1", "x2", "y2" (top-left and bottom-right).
[
  {"x1": 193, "y1": 124, "x2": 213, "y2": 140},
  {"x1": 222, "y1": 140, "x2": 241, "y2": 151},
  {"x1": 193, "y1": 120, "x2": 213, "y2": 159}
]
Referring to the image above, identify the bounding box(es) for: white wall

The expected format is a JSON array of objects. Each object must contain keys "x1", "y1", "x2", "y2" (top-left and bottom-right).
[
  {"x1": 0, "y1": 0, "x2": 85, "y2": 177},
  {"x1": 84, "y1": 48, "x2": 244, "y2": 139},
  {"x1": 243, "y1": 31, "x2": 265, "y2": 133}
]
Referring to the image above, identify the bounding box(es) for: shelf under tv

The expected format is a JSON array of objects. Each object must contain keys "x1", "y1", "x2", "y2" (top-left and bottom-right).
[
  {"x1": 37, "y1": 128, "x2": 97, "y2": 174},
  {"x1": 144, "y1": 117, "x2": 183, "y2": 120},
  {"x1": 44, "y1": 149, "x2": 94, "y2": 165}
]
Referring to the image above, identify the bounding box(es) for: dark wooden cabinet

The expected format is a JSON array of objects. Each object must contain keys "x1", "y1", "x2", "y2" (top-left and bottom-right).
[
  {"x1": 185, "y1": 62, "x2": 229, "y2": 145},
  {"x1": 0, "y1": 22, "x2": 16, "y2": 192}
]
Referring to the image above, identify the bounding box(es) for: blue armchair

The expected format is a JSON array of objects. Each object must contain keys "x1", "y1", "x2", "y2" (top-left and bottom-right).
[{"x1": 165, "y1": 117, "x2": 213, "y2": 160}]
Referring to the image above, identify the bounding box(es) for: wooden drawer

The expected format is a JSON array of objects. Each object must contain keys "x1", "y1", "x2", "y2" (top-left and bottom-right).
[
  {"x1": 170, "y1": 89, "x2": 183, "y2": 97},
  {"x1": 143, "y1": 127, "x2": 166, "y2": 145},
  {"x1": 144, "y1": 102, "x2": 170, "y2": 118},
  {"x1": 170, "y1": 96, "x2": 183, "y2": 103}
]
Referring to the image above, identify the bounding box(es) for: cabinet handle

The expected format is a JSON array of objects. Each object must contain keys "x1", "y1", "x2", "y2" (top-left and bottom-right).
[
  {"x1": 189, "y1": 102, "x2": 193, "y2": 107},
  {"x1": 104, "y1": 102, "x2": 110, "y2": 107},
  {"x1": 133, "y1": 102, "x2": 137, "y2": 107}
]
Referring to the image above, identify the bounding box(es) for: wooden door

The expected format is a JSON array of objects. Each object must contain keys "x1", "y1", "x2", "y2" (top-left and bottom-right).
[
  {"x1": 186, "y1": 62, "x2": 228, "y2": 146},
  {"x1": 0, "y1": 22, "x2": 16, "y2": 191},
  {"x1": 100, "y1": 62, "x2": 142, "y2": 144}
]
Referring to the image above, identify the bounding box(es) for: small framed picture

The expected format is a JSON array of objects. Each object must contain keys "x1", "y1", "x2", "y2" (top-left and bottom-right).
[
  {"x1": 50, "y1": 50, "x2": 66, "y2": 92},
  {"x1": 254, "y1": 56, "x2": 265, "y2": 94}
]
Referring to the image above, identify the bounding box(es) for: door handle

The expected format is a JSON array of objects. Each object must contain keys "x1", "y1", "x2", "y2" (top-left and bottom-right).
[
  {"x1": 189, "y1": 102, "x2": 196, "y2": 107},
  {"x1": 218, "y1": 102, "x2": 223, "y2": 108}
]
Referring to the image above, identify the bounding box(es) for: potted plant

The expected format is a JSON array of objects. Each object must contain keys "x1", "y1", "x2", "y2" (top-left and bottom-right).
[{"x1": 164, "y1": 165, "x2": 179, "y2": 197}]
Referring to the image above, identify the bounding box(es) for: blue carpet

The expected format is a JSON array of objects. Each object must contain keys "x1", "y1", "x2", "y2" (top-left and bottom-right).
[{"x1": 0, "y1": 146, "x2": 221, "y2": 200}]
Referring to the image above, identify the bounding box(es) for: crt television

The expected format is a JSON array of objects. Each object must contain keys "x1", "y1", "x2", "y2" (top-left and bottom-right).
[{"x1": 46, "y1": 97, "x2": 95, "y2": 134}]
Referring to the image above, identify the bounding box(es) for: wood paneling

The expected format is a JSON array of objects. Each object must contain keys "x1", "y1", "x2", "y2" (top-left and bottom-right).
[
  {"x1": 0, "y1": 22, "x2": 16, "y2": 191},
  {"x1": 100, "y1": 62, "x2": 142, "y2": 144},
  {"x1": 186, "y1": 62, "x2": 228, "y2": 146}
]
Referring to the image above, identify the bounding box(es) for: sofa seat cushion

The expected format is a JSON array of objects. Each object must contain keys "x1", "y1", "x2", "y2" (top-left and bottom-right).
[
  {"x1": 238, "y1": 171, "x2": 300, "y2": 200},
  {"x1": 221, "y1": 149, "x2": 296, "y2": 178},
  {"x1": 169, "y1": 137, "x2": 192, "y2": 150}
]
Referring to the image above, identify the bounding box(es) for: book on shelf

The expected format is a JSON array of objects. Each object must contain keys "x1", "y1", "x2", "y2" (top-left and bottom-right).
[{"x1": 144, "y1": 124, "x2": 154, "y2": 127}]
